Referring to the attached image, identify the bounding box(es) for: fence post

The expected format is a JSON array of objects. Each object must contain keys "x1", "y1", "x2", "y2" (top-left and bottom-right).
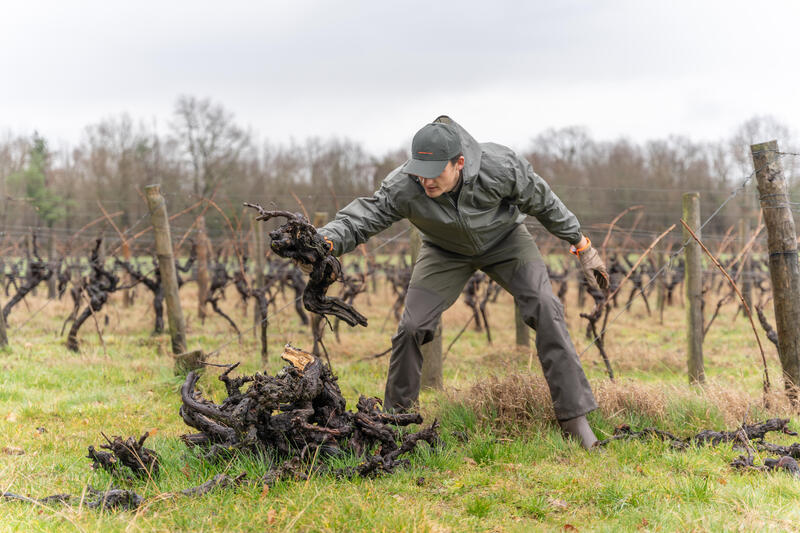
[
  {"x1": 253, "y1": 213, "x2": 267, "y2": 363},
  {"x1": 97, "y1": 235, "x2": 107, "y2": 266},
  {"x1": 655, "y1": 251, "x2": 666, "y2": 325},
  {"x1": 47, "y1": 226, "x2": 57, "y2": 299},
  {"x1": 682, "y1": 192, "x2": 704, "y2": 384},
  {"x1": 196, "y1": 215, "x2": 210, "y2": 322},
  {"x1": 121, "y1": 240, "x2": 134, "y2": 308},
  {"x1": 25, "y1": 234, "x2": 37, "y2": 297},
  {"x1": 0, "y1": 299, "x2": 7, "y2": 348},
  {"x1": 410, "y1": 227, "x2": 443, "y2": 389},
  {"x1": 253, "y1": 214, "x2": 266, "y2": 291},
  {"x1": 738, "y1": 217, "x2": 752, "y2": 312},
  {"x1": 752, "y1": 140, "x2": 800, "y2": 399},
  {"x1": 145, "y1": 184, "x2": 187, "y2": 355},
  {"x1": 515, "y1": 304, "x2": 529, "y2": 348}
]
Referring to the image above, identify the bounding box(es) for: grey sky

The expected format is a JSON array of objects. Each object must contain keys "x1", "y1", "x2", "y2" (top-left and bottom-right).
[{"x1": 1, "y1": 0, "x2": 799, "y2": 154}]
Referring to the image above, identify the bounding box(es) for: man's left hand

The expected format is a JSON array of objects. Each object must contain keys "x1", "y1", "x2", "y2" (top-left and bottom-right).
[{"x1": 570, "y1": 237, "x2": 609, "y2": 291}]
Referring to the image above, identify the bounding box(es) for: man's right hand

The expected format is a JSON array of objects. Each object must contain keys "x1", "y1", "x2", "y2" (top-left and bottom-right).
[{"x1": 570, "y1": 237, "x2": 609, "y2": 291}]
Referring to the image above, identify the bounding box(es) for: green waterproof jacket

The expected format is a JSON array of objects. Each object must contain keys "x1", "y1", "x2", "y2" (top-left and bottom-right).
[{"x1": 318, "y1": 116, "x2": 583, "y2": 257}]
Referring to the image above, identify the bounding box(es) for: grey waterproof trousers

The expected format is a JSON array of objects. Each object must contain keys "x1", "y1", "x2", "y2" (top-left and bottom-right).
[{"x1": 384, "y1": 224, "x2": 598, "y2": 420}]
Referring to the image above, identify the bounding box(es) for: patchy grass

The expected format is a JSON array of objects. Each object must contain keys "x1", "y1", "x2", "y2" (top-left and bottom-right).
[{"x1": 0, "y1": 275, "x2": 797, "y2": 531}]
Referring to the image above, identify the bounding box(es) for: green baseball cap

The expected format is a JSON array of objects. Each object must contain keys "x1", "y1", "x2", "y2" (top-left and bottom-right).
[{"x1": 402, "y1": 122, "x2": 462, "y2": 179}]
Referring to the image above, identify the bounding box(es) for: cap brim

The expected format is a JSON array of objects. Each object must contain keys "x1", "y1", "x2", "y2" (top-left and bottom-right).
[{"x1": 401, "y1": 158, "x2": 448, "y2": 179}]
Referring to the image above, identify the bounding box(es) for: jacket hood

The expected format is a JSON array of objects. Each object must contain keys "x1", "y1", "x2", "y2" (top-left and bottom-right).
[{"x1": 432, "y1": 115, "x2": 482, "y2": 180}]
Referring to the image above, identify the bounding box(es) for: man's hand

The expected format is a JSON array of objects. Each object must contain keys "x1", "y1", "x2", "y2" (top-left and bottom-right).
[
  {"x1": 570, "y1": 237, "x2": 609, "y2": 291},
  {"x1": 292, "y1": 235, "x2": 337, "y2": 278}
]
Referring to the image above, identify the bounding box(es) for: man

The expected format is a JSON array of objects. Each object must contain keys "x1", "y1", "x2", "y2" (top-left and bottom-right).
[{"x1": 317, "y1": 116, "x2": 608, "y2": 449}]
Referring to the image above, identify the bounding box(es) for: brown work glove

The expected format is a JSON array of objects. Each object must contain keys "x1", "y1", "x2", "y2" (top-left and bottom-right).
[
  {"x1": 294, "y1": 235, "x2": 335, "y2": 277},
  {"x1": 570, "y1": 237, "x2": 609, "y2": 291}
]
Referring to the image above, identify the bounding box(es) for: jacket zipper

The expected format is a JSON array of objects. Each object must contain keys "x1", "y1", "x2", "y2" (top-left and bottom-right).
[
  {"x1": 415, "y1": 174, "x2": 481, "y2": 254},
  {"x1": 445, "y1": 192, "x2": 480, "y2": 254}
]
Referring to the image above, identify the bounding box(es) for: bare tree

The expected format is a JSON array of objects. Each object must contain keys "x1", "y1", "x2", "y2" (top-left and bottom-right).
[
  {"x1": 171, "y1": 95, "x2": 252, "y2": 198},
  {"x1": 170, "y1": 96, "x2": 252, "y2": 317}
]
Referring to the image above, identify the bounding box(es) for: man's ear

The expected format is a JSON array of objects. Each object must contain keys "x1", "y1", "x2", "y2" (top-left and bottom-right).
[{"x1": 456, "y1": 155, "x2": 465, "y2": 170}]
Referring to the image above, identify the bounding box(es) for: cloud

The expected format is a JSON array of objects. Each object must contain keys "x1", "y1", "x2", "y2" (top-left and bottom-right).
[{"x1": 1, "y1": 0, "x2": 800, "y2": 152}]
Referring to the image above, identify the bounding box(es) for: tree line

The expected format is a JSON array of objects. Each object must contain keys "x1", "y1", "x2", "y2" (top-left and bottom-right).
[{"x1": 1, "y1": 96, "x2": 797, "y2": 251}]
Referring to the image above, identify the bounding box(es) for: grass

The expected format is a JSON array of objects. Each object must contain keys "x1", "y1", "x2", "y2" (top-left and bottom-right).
[{"x1": 0, "y1": 275, "x2": 798, "y2": 531}]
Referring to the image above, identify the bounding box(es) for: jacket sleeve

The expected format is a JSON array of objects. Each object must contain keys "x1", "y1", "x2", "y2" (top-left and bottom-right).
[
  {"x1": 317, "y1": 182, "x2": 404, "y2": 256},
  {"x1": 509, "y1": 156, "x2": 583, "y2": 245}
]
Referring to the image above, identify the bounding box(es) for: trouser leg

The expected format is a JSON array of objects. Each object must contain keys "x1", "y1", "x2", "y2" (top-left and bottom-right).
[
  {"x1": 481, "y1": 226, "x2": 597, "y2": 420},
  {"x1": 384, "y1": 286, "x2": 445, "y2": 411},
  {"x1": 384, "y1": 244, "x2": 473, "y2": 411}
]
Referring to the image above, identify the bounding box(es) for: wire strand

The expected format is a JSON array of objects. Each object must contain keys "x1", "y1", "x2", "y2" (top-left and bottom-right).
[
  {"x1": 578, "y1": 163, "x2": 763, "y2": 357},
  {"x1": 205, "y1": 226, "x2": 414, "y2": 358}
]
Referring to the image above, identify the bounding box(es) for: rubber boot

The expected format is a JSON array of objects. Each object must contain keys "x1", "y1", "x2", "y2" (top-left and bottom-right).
[{"x1": 558, "y1": 415, "x2": 598, "y2": 450}]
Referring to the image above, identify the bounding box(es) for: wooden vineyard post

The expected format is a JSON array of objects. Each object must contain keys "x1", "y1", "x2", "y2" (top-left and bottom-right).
[
  {"x1": 253, "y1": 212, "x2": 267, "y2": 364},
  {"x1": 311, "y1": 212, "x2": 328, "y2": 356},
  {"x1": 145, "y1": 185, "x2": 187, "y2": 355},
  {"x1": 683, "y1": 192, "x2": 705, "y2": 384},
  {"x1": 253, "y1": 213, "x2": 266, "y2": 293},
  {"x1": 515, "y1": 304, "x2": 529, "y2": 349},
  {"x1": 0, "y1": 299, "x2": 7, "y2": 348},
  {"x1": 655, "y1": 251, "x2": 666, "y2": 325},
  {"x1": 739, "y1": 217, "x2": 753, "y2": 312},
  {"x1": 196, "y1": 216, "x2": 210, "y2": 322},
  {"x1": 410, "y1": 227, "x2": 443, "y2": 389},
  {"x1": 121, "y1": 240, "x2": 134, "y2": 308},
  {"x1": 25, "y1": 234, "x2": 36, "y2": 297},
  {"x1": 751, "y1": 140, "x2": 800, "y2": 399},
  {"x1": 47, "y1": 226, "x2": 57, "y2": 299},
  {"x1": 97, "y1": 235, "x2": 107, "y2": 265}
]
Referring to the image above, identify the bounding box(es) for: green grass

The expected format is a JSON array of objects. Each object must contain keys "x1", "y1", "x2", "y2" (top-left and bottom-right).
[{"x1": 0, "y1": 277, "x2": 798, "y2": 532}]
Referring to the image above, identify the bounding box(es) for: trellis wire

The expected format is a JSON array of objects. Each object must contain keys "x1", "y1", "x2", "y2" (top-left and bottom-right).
[
  {"x1": 205, "y1": 226, "x2": 414, "y2": 358},
  {"x1": 579, "y1": 150, "x2": 794, "y2": 357}
]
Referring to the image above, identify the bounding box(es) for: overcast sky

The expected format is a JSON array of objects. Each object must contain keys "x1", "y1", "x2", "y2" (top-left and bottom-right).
[{"x1": 1, "y1": 0, "x2": 799, "y2": 154}]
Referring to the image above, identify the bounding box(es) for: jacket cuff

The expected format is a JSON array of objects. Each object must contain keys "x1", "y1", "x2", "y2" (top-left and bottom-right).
[
  {"x1": 567, "y1": 233, "x2": 584, "y2": 246},
  {"x1": 316, "y1": 228, "x2": 339, "y2": 256}
]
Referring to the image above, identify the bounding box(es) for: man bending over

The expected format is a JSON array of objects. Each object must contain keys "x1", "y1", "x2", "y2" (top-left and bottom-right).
[{"x1": 317, "y1": 116, "x2": 608, "y2": 449}]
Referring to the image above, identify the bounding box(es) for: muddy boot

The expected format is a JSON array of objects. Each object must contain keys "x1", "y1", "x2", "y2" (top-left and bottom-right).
[{"x1": 558, "y1": 415, "x2": 598, "y2": 450}]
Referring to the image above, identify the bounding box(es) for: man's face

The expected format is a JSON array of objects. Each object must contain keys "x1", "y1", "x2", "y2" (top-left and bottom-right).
[{"x1": 417, "y1": 156, "x2": 465, "y2": 198}]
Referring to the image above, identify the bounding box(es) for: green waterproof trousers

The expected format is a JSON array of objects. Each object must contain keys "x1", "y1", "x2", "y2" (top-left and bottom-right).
[{"x1": 384, "y1": 224, "x2": 598, "y2": 420}]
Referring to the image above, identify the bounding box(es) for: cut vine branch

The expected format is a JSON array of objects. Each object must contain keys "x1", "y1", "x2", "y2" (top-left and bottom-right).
[
  {"x1": 180, "y1": 344, "x2": 438, "y2": 478},
  {"x1": 243, "y1": 203, "x2": 367, "y2": 327}
]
